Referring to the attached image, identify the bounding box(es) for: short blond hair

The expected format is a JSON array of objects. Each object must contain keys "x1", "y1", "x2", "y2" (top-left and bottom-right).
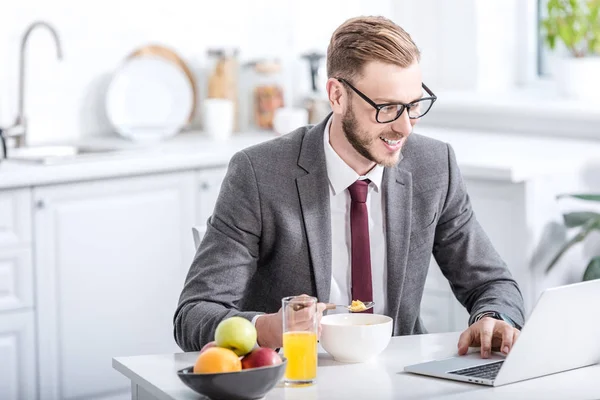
[{"x1": 327, "y1": 16, "x2": 420, "y2": 80}]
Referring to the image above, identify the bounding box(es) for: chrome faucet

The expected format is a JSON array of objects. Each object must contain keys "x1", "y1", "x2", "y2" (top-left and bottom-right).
[{"x1": 3, "y1": 21, "x2": 63, "y2": 148}]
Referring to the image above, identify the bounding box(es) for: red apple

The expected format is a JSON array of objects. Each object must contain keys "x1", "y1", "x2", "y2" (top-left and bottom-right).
[
  {"x1": 200, "y1": 341, "x2": 217, "y2": 354},
  {"x1": 241, "y1": 347, "x2": 282, "y2": 369}
]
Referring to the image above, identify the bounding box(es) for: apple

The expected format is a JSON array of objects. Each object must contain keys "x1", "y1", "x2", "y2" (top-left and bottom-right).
[
  {"x1": 214, "y1": 316, "x2": 257, "y2": 356},
  {"x1": 200, "y1": 341, "x2": 217, "y2": 354},
  {"x1": 241, "y1": 347, "x2": 282, "y2": 369}
]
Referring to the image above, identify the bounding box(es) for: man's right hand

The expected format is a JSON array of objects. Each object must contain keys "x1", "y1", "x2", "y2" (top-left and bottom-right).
[{"x1": 255, "y1": 295, "x2": 327, "y2": 348}]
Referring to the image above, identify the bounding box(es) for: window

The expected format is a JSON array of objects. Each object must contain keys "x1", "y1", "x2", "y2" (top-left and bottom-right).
[{"x1": 537, "y1": 0, "x2": 552, "y2": 77}]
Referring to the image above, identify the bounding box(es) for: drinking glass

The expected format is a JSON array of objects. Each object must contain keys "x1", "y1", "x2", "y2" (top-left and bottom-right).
[{"x1": 282, "y1": 295, "x2": 318, "y2": 386}]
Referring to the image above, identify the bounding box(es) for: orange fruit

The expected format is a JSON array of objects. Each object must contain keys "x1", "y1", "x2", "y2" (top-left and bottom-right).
[{"x1": 193, "y1": 347, "x2": 242, "y2": 374}]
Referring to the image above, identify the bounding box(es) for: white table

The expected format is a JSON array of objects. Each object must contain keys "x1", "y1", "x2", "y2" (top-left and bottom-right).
[{"x1": 113, "y1": 332, "x2": 600, "y2": 400}]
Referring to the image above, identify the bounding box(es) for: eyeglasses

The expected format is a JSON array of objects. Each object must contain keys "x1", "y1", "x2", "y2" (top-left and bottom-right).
[{"x1": 336, "y1": 77, "x2": 437, "y2": 123}]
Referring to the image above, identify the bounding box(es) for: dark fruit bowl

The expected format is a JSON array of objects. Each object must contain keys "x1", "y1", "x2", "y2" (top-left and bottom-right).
[{"x1": 177, "y1": 358, "x2": 287, "y2": 400}]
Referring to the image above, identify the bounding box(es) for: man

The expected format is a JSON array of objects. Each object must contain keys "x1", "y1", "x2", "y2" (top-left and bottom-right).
[{"x1": 174, "y1": 16, "x2": 525, "y2": 359}]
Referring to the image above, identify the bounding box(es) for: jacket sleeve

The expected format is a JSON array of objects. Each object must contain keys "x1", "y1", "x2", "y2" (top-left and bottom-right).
[
  {"x1": 432, "y1": 143, "x2": 526, "y2": 328},
  {"x1": 173, "y1": 150, "x2": 264, "y2": 351}
]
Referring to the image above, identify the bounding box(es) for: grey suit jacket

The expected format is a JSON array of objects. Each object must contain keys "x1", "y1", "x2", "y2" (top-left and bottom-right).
[{"x1": 173, "y1": 116, "x2": 525, "y2": 351}]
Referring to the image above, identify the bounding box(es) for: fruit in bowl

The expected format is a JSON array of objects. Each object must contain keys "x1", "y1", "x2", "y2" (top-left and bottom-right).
[
  {"x1": 241, "y1": 347, "x2": 282, "y2": 369},
  {"x1": 320, "y1": 313, "x2": 393, "y2": 363},
  {"x1": 177, "y1": 316, "x2": 287, "y2": 400},
  {"x1": 193, "y1": 347, "x2": 242, "y2": 374},
  {"x1": 215, "y1": 316, "x2": 257, "y2": 356}
]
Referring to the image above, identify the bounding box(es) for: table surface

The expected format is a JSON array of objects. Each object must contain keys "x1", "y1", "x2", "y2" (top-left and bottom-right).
[{"x1": 113, "y1": 331, "x2": 600, "y2": 400}]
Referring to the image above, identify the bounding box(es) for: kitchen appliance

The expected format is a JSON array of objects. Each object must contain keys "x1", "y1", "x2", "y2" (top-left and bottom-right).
[{"x1": 301, "y1": 52, "x2": 330, "y2": 124}]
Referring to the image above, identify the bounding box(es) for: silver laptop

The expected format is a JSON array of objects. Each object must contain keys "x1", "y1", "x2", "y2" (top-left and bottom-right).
[{"x1": 404, "y1": 279, "x2": 600, "y2": 386}]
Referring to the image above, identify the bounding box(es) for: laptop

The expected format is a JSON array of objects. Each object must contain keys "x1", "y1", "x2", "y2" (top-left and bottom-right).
[{"x1": 404, "y1": 279, "x2": 600, "y2": 386}]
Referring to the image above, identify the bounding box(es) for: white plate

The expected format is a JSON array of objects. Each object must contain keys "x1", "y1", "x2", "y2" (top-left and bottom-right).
[{"x1": 105, "y1": 56, "x2": 193, "y2": 143}]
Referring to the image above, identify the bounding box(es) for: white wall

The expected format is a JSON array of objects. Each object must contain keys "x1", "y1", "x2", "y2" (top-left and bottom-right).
[
  {"x1": 392, "y1": 0, "x2": 524, "y2": 92},
  {"x1": 0, "y1": 0, "x2": 393, "y2": 145}
]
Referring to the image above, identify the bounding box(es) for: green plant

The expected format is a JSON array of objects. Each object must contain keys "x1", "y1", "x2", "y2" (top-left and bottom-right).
[
  {"x1": 545, "y1": 193, "x2": 600, "y2": 281},
  {"x1": 542, "y1": 0, "x2": 600, "y2": 57}
]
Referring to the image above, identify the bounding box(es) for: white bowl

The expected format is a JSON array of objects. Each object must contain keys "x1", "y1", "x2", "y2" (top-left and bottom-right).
[{"x1": 320, "y1": 313, "x2": 393, "y2": 363}]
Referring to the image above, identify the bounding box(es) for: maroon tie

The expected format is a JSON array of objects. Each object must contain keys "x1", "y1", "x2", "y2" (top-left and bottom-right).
[{"x1": 348, "y1": 179, "x2": 373, "y2": 313}]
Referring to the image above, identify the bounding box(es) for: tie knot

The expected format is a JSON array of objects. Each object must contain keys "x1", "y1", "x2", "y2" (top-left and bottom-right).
[{"x1": 348, "y1": 179, "x2": 370, "y2": 203}]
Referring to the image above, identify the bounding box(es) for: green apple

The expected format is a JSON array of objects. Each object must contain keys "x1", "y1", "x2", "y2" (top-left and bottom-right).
[{"x1": 214, "y1": 316, "x2": 257, "y2": 356}]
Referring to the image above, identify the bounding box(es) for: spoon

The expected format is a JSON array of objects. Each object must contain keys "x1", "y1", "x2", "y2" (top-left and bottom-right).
[
  {"x1": 327, "y1": 301, "x2": 375, "y2": 313},
  {"x1": 292, "y1": 301, "x2": 375, "y2": 312}
]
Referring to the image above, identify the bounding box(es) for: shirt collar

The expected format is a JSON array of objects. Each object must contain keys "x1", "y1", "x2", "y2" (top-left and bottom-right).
[{"x1": 323, "y1": 115, "x2": 385, "y2": 196}]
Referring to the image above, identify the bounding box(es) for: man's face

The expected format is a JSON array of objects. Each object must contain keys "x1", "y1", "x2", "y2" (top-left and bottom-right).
[{"x1": 340, "y1": 61, "x2": 422, "y2": 167}]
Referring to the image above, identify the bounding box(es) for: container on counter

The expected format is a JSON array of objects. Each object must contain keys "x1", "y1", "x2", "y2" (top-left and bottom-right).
[
  {"x1": 206, "y1": 48, "x2": 239, "y2": 131},
  {"x1": 249, "y1": 59, "x2": 284, "y2": 130}
]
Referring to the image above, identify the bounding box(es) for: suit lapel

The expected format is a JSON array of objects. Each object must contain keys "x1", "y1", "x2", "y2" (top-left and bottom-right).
[
  {"x1": 383, "y1": 166, "x2": 412, "y2": 332},
  {"x1": 296, "y1": 118, "x2": 332, "y2": 302}
]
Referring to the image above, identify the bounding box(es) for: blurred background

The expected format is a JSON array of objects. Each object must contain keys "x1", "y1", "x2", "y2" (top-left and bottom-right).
[{"x1": 0, "y1": 1, "x2": 599, "y2": 399}]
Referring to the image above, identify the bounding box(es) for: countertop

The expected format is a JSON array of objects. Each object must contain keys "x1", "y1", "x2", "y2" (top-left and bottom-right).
[
  {"x1": 112, "y1": 331, "x2": 600, "y2": 400},
  {"x1": 2, "y1": 126, "x2": 599, "y2": 190},
  {"x1": 0, "y1": 131, "x2": 278, "y2": 190},
  {"x1": 419, "y1": 126, "x2": 600, "y2": 182}
]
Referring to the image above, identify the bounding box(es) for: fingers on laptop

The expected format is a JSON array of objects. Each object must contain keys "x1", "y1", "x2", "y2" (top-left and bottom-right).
[
  {"x1": 457, "y1": 318, "x2": 520, "y2": 357},
  {"x1": 480, "y1": 319, "x2": 496, "y2": 358},
  {"x1": 500, "y1": 324, "x2": 515, "y2": 354},
  {"x1": 457, "y1": 328, "x2": 474, "y2": 355},
  {"x1": 513, "y1": 329, "x2": 520, "y2": 344}
]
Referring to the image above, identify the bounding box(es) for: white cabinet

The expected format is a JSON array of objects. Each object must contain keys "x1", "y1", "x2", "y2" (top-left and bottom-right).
[
  {"x1": 0, "y1": 189, "x2": 34, "y2": 313},
  {"x1": 33, "y1": 171, "x2": 196, "y2": 400},
  {"x1": 0, "y1": 311, "x2": 37, "y2": 400},
  {"x1": 0, "y1": 189, "x2": 32, "y2": 247},
  {"x1": 0, "y1": 188, "x2": 36, "y2": 400},
  {"x1": 0, "y1": 248, "x2": 34, "y2": 312}
]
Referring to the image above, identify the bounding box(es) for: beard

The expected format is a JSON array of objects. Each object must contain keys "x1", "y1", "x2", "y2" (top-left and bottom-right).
[{"x1": 341, "y1": 101, "x2": 405, "y2": 168}]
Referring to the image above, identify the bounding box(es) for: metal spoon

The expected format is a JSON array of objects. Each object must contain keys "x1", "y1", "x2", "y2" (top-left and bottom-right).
[
  {"x1": 292, "y1": 301, "x2": 375, "y2": 312},
  {"x1": 326, "y1": 301, "x2": 375, "y2": 312}
]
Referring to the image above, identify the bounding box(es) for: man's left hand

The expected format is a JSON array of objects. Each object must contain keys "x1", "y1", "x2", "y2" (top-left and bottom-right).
[{"x1": 457, "y1": 317, "x2": 520, "y2": 358}]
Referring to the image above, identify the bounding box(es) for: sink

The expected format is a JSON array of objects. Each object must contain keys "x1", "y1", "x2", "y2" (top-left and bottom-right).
[{"x1": 7, "y1": 144, "x2": 124, "y2": 164}]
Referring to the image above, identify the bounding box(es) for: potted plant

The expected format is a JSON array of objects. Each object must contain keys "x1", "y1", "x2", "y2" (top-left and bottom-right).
[
  {"x1": 541, "y1": 0, "x2": 600, "y2": 100},
  {"x1": 545, "y1": 193, "x2": 600, "y2": 281}
]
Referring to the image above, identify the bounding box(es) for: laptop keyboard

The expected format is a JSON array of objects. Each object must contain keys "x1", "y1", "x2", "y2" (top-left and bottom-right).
[{"x1": 448, "y1": 361, "x2": 504, "y2": 380}]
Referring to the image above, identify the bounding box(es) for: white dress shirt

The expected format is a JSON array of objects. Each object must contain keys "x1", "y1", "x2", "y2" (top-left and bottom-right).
[{"x1": 323, "y1": 116, "x2": 387, "y2": 315}]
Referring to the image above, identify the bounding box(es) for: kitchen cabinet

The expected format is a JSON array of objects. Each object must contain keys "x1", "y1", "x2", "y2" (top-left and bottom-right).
[
  {"x1": 0, "y1": 189, "x2": 37, "y2": 400},
  {"x1": 0, "y1": 189, "x2": 32, "y2": 247},
  {"x1": 0, "y1": 248, "x2": 34, "y2": 313},
  {"x1": 0, "y1": 311, "x2": 37, "y2": 400},
  {"x1": 33, "y1": 171, "x2": 196, "y2": 400},
  {"x1": 0, "y1": 189, "x2": 34, "y2": 313}
]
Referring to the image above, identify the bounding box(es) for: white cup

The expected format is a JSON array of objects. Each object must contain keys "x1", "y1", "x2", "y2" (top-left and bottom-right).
[
  {"x1": 272, "y1": 107, "x2": 309, "y2": 135},
  {"x1": 203, "y1": 98, "x2": 234, "y2": 140}
]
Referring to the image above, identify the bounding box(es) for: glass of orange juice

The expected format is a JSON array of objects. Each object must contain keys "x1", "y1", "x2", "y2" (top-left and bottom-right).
[{"x1": 282, "y1": 295, "x2": 318, "y2": 386}]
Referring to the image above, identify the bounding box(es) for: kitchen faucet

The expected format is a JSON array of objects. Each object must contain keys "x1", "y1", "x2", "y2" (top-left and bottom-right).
[{"x1": 2, "y1": 21, "x2": 63, "y2": 148}]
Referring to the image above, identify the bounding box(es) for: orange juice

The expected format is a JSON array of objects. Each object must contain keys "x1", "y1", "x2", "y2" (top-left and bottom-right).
[{"x1": 282, "y1": 331, "x2": 318, "y2": 382}]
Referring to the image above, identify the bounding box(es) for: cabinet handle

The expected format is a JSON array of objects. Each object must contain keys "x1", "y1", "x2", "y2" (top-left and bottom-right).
[
  {"x1": 200, "y1": 182, "x2": 209, "y2": 190},
  {"x1": 35, "y1": 200, "x2": 45, "y2": 209}
]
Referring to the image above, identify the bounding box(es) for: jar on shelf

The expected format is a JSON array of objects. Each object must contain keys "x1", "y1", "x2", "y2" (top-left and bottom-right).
[
  {"x1": 249, "y1": 59, "x2": 284, "y2": 130},
  {"x1": 206, "y1": 48, "x2": 239, "y2": 131}
]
